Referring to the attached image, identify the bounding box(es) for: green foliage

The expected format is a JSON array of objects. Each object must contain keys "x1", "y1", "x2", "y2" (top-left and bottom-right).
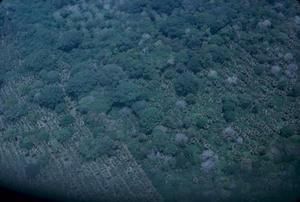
[
  {"x1": 36, "y1": 85, "x2": 64, "y2": 109},
  {"x1": 196, "y1": 116, "x2": 208, "y2": 129},
  {"x1": 251, "y1": 102, "x2": 260, "y2": 114},
  {"x1": 40, "y1": 70, "x2": 60, "y2": 84},
  {"x1": 97, "y1": 64, "x2": 126, "y2": 87},
  {"x1": 159, "y1": 17, "x2": 186, "y2": 39},
  {"x1": 79, "y1": 135, "x2": 115, "y2": 161},
  {"x1": 280, "y1": 125, "x2": 297, "y2": 138},
  {"x1": 0, "y1": 76, "x2": 4, "y2": 88},
  {"x1": 4, "y1": 102, "x2": 28, "y2": 122},
  {"x1": 131, "y1": 100, "x2": 148, "y2": 114},
  {"x1": 0, "y1": 12, "x2": 4, "y2": 25},
  {"x1": 57, "y1": 30, "x2": 83, "y2": 52},
  {"x1": 59, "y1": 114, "x2": 75, "y2": 127},
  {"x1": 222, "y1": 97, "x2": 236, "y2": 112},
  {"x1": 288, "y1": 83, "x2": 300, "y2": 97},
  {"x1": 187, "y1": 55, "x2": 204, "y2": 73},
  {"x1": 24, "y1": 49, "x2": 57, "y2": 72},
  {"x1": 20, "y1": 129, "x2": 50, "y2": 150},
  {"x1": 253, "y1": 64, "x2": 265, "y2": 76},
  {"x1": 119, "y1": 0, "x2": 148, "y2": 13},
  {"x1": 54, "y1": 127, "x2": 73, "y2": 143},
  {"x1": 222, "y1": 96, "x2": 237, "y2": 122},
  {"x1": 54, "y1": 103, "x2": 67, "y2": 114},
  {"x1": 174, "y1": 72, "x2": 199, "y2": 96},
  {"x1": 2, "y1": 128, "x2": 20, "y2": 142},
  {"x1": 120, "y1": 0, "x2": 182, "y2": 15},
  {"x1": 149, "y1": 0, "x2": 182, "y2": 15},
  {"x1": 185, "y1": 94, "x2": 197, "y2": 105},
  {"x1": 1, "y1": 1, "x2": 300, "y2": 201},
  {"x1": 202, "y1": 44, "x2": 231, "y2": 64},
  {"x1": 194, "y1": 11, "x2": 230, "y2": 34},
  {"x1": 175, "y1": 133, "x2": 189, "y2": 147},
  {"x1": 113, "y1": 48, "x2": 165, "y2": 80},
  {"x1": 162, "y1": 110, "x2": 184, "y2": 129},
  {"x1": 283, "y1": 135, "x2": 300, "y2": 162},
  {"x1": 277, "y1": 78, "x2": 288, "y2": 90},
  {"x1": 113, "y1": 51, "x2": 144, "y2": 79},
  {"x1": 185, "y1": 31, "x2": 205, "y2": 49},
  {"x1": 35, "y1": 130, "x2": 50, "y2": 143},
  {"x1": 66, "y1": 70, "x2": 98, "y2": 98},
  {"x1": 113, "y1": 80, "x2": 143, "y2": 105},
  {"x1": 175, "y1": 152, "x2": 189, "y2": 169},
  {"x1": 20, "y1": 137, "x2": 35, "y2": 150},
  {"x1": 151, "y1": 127, "x2": 175, "y2": 154},
  {"x1": 52, "y1": 0, "x2": 71, "y2": 9},
  {"x1": 147, "y1": 46, "x2": 174, "y2": 71},
  {"x1": 238, "y1": 94, "x2": 253, "y2": 109},
  {"x1": 223, "y1": 110, "x2": 236, "y2": 123},
  {"x1": 182, "y1": 146, "x2": 199, "y2": 166},
  {"x1": 78, "y1": 91, "x2": 112, "y2": 114},
  {"x1": 137, "y1": 107, "x2": 163, "y2": 133}
]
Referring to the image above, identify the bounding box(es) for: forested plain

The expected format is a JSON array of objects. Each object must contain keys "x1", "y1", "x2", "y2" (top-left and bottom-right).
[{"x1": 0, "y1": 0, "x2": 299, "y2": 201}]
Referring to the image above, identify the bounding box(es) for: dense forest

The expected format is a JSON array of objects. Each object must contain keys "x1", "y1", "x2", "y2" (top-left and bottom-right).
[{"x1": 0, "y1": 0, "x2": 299, "y2": 201}]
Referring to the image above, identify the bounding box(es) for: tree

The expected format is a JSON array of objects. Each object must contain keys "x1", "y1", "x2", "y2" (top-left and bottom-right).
[
  {"x1": 222, "y1": 96, "x2": 237, "y2": 122},
  {"x1": 280, "y1": 125, "x2": 297, "y2": 138},
  {"x1": 196, "y1": 116, "x2": 208, "y2": 129},
  {"x1": 40, "y1": 70, "x2": 60, "y2": 84},
  {"x1": 57, "y1": 30, "x2": 83, "y2": 52},
  {"x1": 20, "y1": 129, "x2": 50, "y2": 150},
  {"x1": 4, "y1": 103, "x2": 28, "y2": 122},
  {"x1": 78, "y1": 92, "x2": 112, "y2": 114},
  {"x1": 97, "y1": 64, "x2": 126, "y2": 87},
  {"x1": 66, "y1": 70, "x2": 98, "y2": 98},
  {"x1": 36, "y1": 85, "x2": 64, "y2": 109},
  {"x1": 174, "y1": 71, "x2": 199, "y2": 96},
  {"x1": 187, "y1": 54, "x2": 204, "y2": 73},
  {"x1": 59, "y1": 114, "x2": 75, "y2": 127},
  {"x1": 0, "y1": 76, "x2": 4, "y2": 88},
  {"x1": 159, "y1": 16, "x2": 186, "y2": 39},
  {"x1": 119, "y1": 0, "x2": 148, "y2": 13},
  {"x1": 137, "y1": 107, "x2": 163, "y2": 134},
  {"x1": 288, "y1": 83, "x2": 300, "y2": 97},
  {"x1": 79, "y1": 136, "x2": 115, "y2": 161},
  {"x1": 150, "y1": 0, "x2": 182, "y2": 15},
  {"x1": 113, "y1": 80, "x2": 143, "y2": 105},
  {"x1": 54, "y1": 127, "x2": 73, "y2": 143},
  {"x1": 23, "y1": 49, "x2": 58, "y2": 72}
]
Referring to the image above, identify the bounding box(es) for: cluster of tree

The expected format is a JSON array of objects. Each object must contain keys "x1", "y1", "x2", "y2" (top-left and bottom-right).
[
  {"x1": 1, "y1": 1, "x2": 299, "y2": 201},
  {"x1": 120, "y1": 0, "x2": 182, "y2": 15},
  {"x1": 35, "y1": 85, "x2": 65, "y2": 110},
  {"x1": 79, "y1": 135, "x2": 116, "y2": 160}
]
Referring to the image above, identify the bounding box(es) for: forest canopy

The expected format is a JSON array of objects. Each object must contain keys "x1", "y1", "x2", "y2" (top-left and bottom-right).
[{"x1": 0, "y1": 0, "x2": 299, "y2": 202}]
